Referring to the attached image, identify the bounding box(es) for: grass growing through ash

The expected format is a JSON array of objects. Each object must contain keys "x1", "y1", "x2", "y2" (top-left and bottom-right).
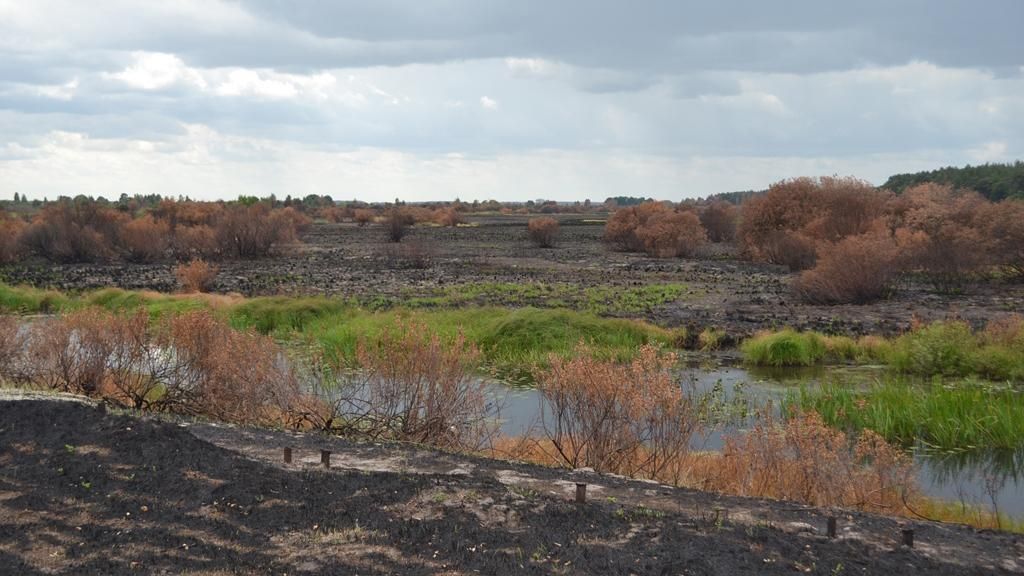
[
  {"x1": 406, "y1": 281, "x2": 688, "y2": 315},
  {"x1": 784, "y1": 379, "x2": 1024, "y2": 452},
  {"x1": 739, "y1": 329, "x2": 890, "y2": 367}
]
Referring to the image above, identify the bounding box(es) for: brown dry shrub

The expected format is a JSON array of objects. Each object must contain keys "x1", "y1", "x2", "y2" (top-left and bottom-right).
[
  {"x1": 434, "y1": 207, "x2": 464, "y2": 227},
  {"x1": 175, "y1": 259, "x2": 219, "y2": 293},
  {"x1": 302, "y1": 320, "x2": 497, "y2": 450},
  {"x1": 172, "y1": 224, "x2": 219, "y2": 260},
  {"x1": 384, "y1": 207, "x2": 411, "y2": 242},
  {"x1": 634, "y1": 210, "x2": 707, "y2": 258},
  {"x1": 699, "y1": 201, "x2": 739, "y2": 243},
  {"x1": 26, "y1": 309, "x2": 114, "y2": 395},
  {"x1": 532, "y1": 345, "x2": 698, "y2": 481},
  {"x1": 20, "y1": 202, "x2": 125, "y2": 263},
  {"x1": 160, "y1": 310, "x2": 302, "y2": 425},
  {"x1": 759, "y1": 230, "x2": 818, "y2": 271},
  {"x1": 982, "y1": 199, "x2": 1024, "y2": 278},
  {"x1": 604, "y1": 201, "x2": 673, "y2": 252},
  {"x1": 215, "y1": 204, "x2": 299, "y2": 258},
  {"x1": 527, "y1": 217, "x2": 560, "y2": 248},
  {"x1": 353, "y1": 208, "x2": 376, "y2": 226},
  {"x1": 0, "y1": 316, "x2": 26, "y2": 381},
  {"x1": 794, "y1": 227, "x2": 901, "y2": 304},
  {"x1": 120, "y1": 214, "x2": 170, "y2": 263},
  {"x1": 894, "y1": 183, "x2": 992, "y2": 291},
  {"x1": 0, "y1": 212, "x2": 26, "y2": 264},
  {"x1": 699, "y1": 410, "x2": 915, "y2": 513}
]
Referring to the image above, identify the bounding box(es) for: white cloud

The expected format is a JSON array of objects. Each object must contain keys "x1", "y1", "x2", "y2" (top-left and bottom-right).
[
  {"x1": 107, "y1": 52, "x2": 207, "y2": 91},
  {"x1": 479, "y1": 95, "x2": 499, "y2": 110}
]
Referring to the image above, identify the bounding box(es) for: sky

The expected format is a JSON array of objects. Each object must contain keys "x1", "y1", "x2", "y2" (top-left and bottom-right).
[{"x1": 1, "y1": 1, "x2": 1022, "y2": 202}]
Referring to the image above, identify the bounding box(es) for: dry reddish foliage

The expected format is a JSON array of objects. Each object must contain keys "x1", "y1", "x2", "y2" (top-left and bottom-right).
[
  {"x1": 699, "y1": 201, "x2": 739, "y2": 243},
  {"x1": 302, "y1": 320, "x2": 497, "y2": 450},
  {"x1": 635, "y1": 210, "x2": 707, "y2": 258},
  {"x1": 533, "y1": 345, "x2": 697, "y2": 481},
  {"x1": 26, "y1": 309, "x2": 115, "y2": 396},
  {"x1": 159, "y1": 310, "x2": 302, "y2": 425},
  {"x1": 20, "y1": 202, "x2": 126, "y2": 263},
  {"x1": 0, "y1": 212, "x2": 26, "y2": 264},
  {"x1": 698, "y1": 411, "x2": 915, "y2": 513},
  {"x1": 527, "y1": 217, "x2": 560, "y2": 248},
  {"x1": 384, "y1": 207, "x2": 411, "y2": 242},
  {"x1": 215, "y1": 204, "x2": 300, "y2": 258},
  {"x1": 353, "y1": 208, "x2": 375, "y2": 226},
  {"x1": 758, "y1": 230, "x2": 818, "y2": 271},
  {"x1": 174, "y1": 259, "x2": 219, "y2": 293},
  {"x1": 893, "y1": 183, "x2": 992, "y2": 291},
  {"x1": 120, "y1": 214, "x2": 170, "y2": 263},
  {"x1": 794, "y1": 228, "x2": 901, "y2": 304},
  {"x1": 981, "y1": 199, "x2": 1024, "y2": 278},
  {"x1": 434, "y1": 207, "x2": 464, "y2": 227},
  {"x1": 604, "y1": 201, "x2": 671, "y2": 252},
  {"x1": 172, "y1": 224, "x2": 219, "y2": 260}
]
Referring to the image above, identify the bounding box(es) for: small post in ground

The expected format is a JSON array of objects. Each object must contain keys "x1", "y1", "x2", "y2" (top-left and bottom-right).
[
  {"x1": 321, "y1": 449, "x2": 331, "y2": 469},
  {"x1": 575, "y1": 483, "x2": 587, "y2": 504},
  {"x1": 901, "y1": 528, "x2": 914, "y2": 548},
  {"x1": 827, "y1": 516, "x2": 837, "y2": 539},
  {"x1": 283, "y1": 446, "x2": 292, "y2": 464}
]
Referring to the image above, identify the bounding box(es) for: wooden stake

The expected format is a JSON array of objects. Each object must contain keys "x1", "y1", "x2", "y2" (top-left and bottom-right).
[
  {"x1": 827, "y1": 516, "x2": 837, "y2": 539},
  {"x1": 283, "y1": 446, "x2": 292, "y2": 464},
  {"x1": 901, "y1": 528, "x2": 914, "y2": 548},
  {"x1": 321, "y1": 449, "x2": 331, "y2": 468},
  {"x1": 575, "y1": 483, "x2": 587, "y2": 504}
]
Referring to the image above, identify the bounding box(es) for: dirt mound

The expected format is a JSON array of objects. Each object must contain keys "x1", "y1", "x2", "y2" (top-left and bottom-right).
[{"x1": 1, "y1": 397, "x2": 1020, "y2": 575}]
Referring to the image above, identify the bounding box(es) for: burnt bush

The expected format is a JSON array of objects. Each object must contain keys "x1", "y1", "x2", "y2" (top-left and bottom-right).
[
  {"x1": 527, "y1": 217, "x2": 560, "y2": 248},
  {"x1": 0, "y1": 211, "x2": 26, "y2": 264},
  {"x1": 214, "y1": 204, "x2": 300, "y2": 258},
  {"x1": 699, "y1": 200, "x2": 739, "y2": 243},
  {"x1": 20, "y1": 201, "x2": 126, "y2": 263},
  {"x1": 174, "y1": 259, "x2": 219, "y2": 293},
  {"x1": 794, "y1": 229, "x2": 901, "y2": 304},
  {"x1": 634, "y1": 210, "x2": 707, "y2": 258},
  {"x1": 120, "y1": 214, "x2": 170, "y2": 263}
]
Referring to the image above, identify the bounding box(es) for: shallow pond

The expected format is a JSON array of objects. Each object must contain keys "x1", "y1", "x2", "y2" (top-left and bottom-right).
[{"x1": 490, "y1": 364, "x2": 1024, "y2": 517}]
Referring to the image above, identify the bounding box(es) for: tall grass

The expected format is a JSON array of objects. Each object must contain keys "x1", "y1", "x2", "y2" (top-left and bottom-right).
[
  {"x1": 785, "y1": 380, "x2": 1024, "y2": 452},
  {"x1": 0, "y1": 283, "x2": 71, "y2": 313}
]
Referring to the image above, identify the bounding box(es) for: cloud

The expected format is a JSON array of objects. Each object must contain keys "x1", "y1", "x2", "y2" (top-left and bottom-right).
[{"x1": 479, "y1": 95, "x2": 498, "y2": 110}]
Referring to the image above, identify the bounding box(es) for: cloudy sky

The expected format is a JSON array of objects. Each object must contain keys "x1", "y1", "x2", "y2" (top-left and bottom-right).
[{"x1": 1, "y1": 1, "x2": 1022, "y2": 202}]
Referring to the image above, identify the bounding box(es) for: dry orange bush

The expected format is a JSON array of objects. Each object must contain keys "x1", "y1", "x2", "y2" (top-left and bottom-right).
[
  {"x1": 0, "y1": 212, "x2": 26, "y2": 264},
  {"x1": 434, "y1": 207, "x2": 464, "y2": 227},
  {"x1": 120, "y1": 214, "x2": 170, "y2": 263},
  {"x1": 174, "y1": 259, "x2": 219, "y2": 293},
  {"x1": 604, "y1": 201, "x2": 673, "y2": 252},
  {"x1": 172, "y1": 224, "x2": 219, "y2": 260},
  {"x1": 527, "y1": 217, "x2": 560, "y2": 248},
  {"x1": 160, "y1": 310, "x2": 302, "y2": 425},
  {"x1": 353, "y1": 208, "x2": 376, "y2": 226},
  {"x1": 696, "y1": 411, "x2": 915, "y2": 513},
  {"x1": 981, "y1": 199, "x2": 1024, "y2": 278},
  {"x1": 20, "y1": 201, "x2": 125, "y2": 263},
  {"x1": 794, "y1": 228, "x2": 901, "y2": 304},
  {"x1": 635, "y1": 210, "x2": 707, "y2": 258},
  {"x1": 215, "y1": 204, "x2": 300, "y2": 258},
  {"x1": 759, "y1": 230, "x2": 818, "y2": 271},
  {"x1": 302, "y1": 320, "x2": 497, "y2": 450},
  {"x1": 533, "y1": 345, "x2": 697, "y2": 481},
  {"x1": 699, "y1": 201, "x2": 739, "y2": 243}
]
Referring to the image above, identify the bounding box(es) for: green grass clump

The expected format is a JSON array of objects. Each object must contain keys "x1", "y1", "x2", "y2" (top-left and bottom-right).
[
  {"x1": 786, "y1": 380, "x2": 1024, "y2": 452},
  {"x1": 741, "y1": 329, "x2": 827, "y2": 367},
  {"x1": 228, "y1": 296, "x2": 353, "y2": 334},
  {"x1": 889, "y1": 321, "x2": 977, "y2": 376},
  {"x1": 421, "y1": 281, "x2": 686, "y2": 315},
  {"x1": 0, "y1": 283, "x2": 72, "y2": 314}
]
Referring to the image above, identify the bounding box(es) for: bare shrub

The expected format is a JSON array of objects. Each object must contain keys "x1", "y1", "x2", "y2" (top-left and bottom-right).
[
  {"x1": 381, "y1": 242, "x2": 433, "y2": 269},
  {"x1": 353, "y1": 208, "x2": 375, "y2": 226},
  {"x1": 120, "y1": 214, "x2": 170, "y2": 263},
  {"x1": 699, "y1": 410, "x2": 915, "y2": 513},
  {"x1": 0, "y1": 212, "x2": 26, "y2": 264},
  {"x1": 794, "y1": 228, "x2": 901, "y2": 304},
  {"x1": 384, "y1": 207, "x2": 410, "y2": 242},
  {"x1": 534, "y1": 345, "x2": 698, "y2": 481},
  {"x1": 634, "y1": 211, "x2": 707, "y2": 258},
  {"x1": 175, "y1": 259, "x2": 218, "y2": 293},
  {"x1": 27, "y1": 309, "x2": 115, "y2": 396},
  {"x1": 160, "y1": 310, "x2": 302, "y2": 425},
  {"x1": 982, "y1": 199, "x2": 1024, "y2": 279},
  {"x1": 699, "y1": 201, "x2": 739, "y2": 243},
  {"x1": 304, "y1": 320, "x2": 497, "y2": 450},
  {"x1": 0, "y1": 316, "x2": 27, "y2": 381},
  {"x1": 527, "y1": 217, "x2": 560, "y2": 248}
]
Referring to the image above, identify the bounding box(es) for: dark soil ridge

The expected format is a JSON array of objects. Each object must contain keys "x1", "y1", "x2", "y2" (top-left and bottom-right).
[{"x1": 1, "y1": 391, "x2": 1022, "y2": 575}]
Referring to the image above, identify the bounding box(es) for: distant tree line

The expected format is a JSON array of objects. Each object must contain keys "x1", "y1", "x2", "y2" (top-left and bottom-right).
[{"x1": 882, "y1": 161, "x2": 1024, "y2": 201}]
